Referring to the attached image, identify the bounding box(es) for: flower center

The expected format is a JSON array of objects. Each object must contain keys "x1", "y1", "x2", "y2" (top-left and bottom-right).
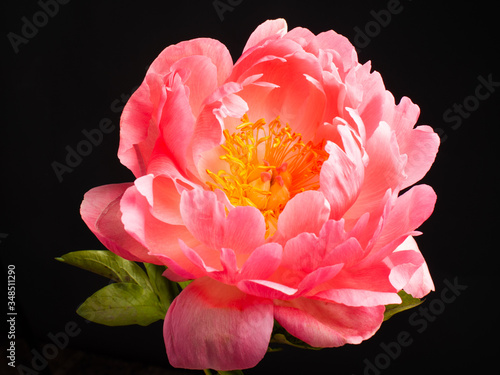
[{"x1": 206, "y1": 114, "x2": 327, "y2": 237}]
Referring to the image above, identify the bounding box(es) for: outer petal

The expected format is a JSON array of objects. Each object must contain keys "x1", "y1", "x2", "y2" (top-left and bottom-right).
[
  {"x1": 164, "y1": 277, "x2": 274, "y2": 370},
  {"x1": 274, "y1": 298, "x2": 384, "y2": 348},
  {"x1": 120, "y1": 184, "x2": 199, "y2": 271},
  {"x1": 373, "y1": 184, "x2": 437, "y2": 254},
  {"x1": 399, "y1": 125, "x2": 440, "y2": 189},
  {"x1": 243, "y1": 18, "x2": 288, "y2": 53},
  {"x1": 80, "y1": 183, "x2": 156, "y2": 263},
  {"x1": 118, "y1": 38, "x2": 233, "y2": 176},
  {"x1": 389, "y1": 236, "x2": 435, "y2": 298}
]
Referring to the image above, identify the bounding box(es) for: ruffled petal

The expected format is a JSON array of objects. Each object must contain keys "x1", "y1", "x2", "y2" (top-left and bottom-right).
[
  {"x1": 164, "y1": 277, "x2": 274, "y2": 370},
  {"x1": 120, "y1": 184, "x2": 199, "y2": 271},
  {"x1": 320, "y1": 127, "x2": 365, "y2": 220},
  {"x1": 179, "y1": 189, "x2": 266, "y2": 253},
  {"x1": 275, "y1": 190, "x2": 330, "y2": 243}
]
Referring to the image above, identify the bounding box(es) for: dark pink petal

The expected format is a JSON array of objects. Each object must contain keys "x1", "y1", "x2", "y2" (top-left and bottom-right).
[
  {"x1": 80, "y1": 183, "x2": 158, "y2": 263},
  {"x1": 164, "y1": 277, "x2": 274, "y2": 370},
  {"x1": 274, "y1": 298, "x2": 385, "y2": 347}
]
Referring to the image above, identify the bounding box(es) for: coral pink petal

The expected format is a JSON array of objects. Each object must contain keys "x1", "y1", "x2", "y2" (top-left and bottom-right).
[
  {"x1": 180, "y1": 189, "x2": 267, "y2": 253},
  {"x1": 274, "y1": 298, "x2": 385, "y2": 347},
  {"x1": 80, "y1": 183, "x2": 158, "y2": 263},
  {"x1": 149, "y1": 38, "x2": 233, "y2": 86},
  {"x1": 224, "y1": 205, "x2": 267, "y2": 254},
  {"x1": 315, "y1": 263, "x2": 399, "y2": 306},
  {"x1": 164, "y1": 277, "x2": 274, "y2": 370},
  {"x1": 243, "y1": 18, "x2": 288, "y2": 53},
  {"x1": 120, "y1": 184, "x2": 199, "y2": 271},
  {"x1": 179, "y1": 189, "x2": 226, "y2": 250},
  {"x1": 276, "y1": 191, "x2": 330, "y2": 243},
  {"x1": 134, "y1": 174, "x2": 184, "y2": 225},
  {"x1": 239, "y1": 243, "x2": 283, "y2": 280},
  {"x1": 156, "y1": 72, "x2": 196, "y2": 174},
  {"x1": 237, "y1": 279, "x2": 298, "y2": 300},
  {"x1": 118, "y1": 82, "x2": 155, "y2": 177}
]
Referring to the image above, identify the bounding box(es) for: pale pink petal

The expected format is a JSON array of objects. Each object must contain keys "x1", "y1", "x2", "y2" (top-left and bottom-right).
[
  {"x1": 314, "y1": 30, "x2": 358, "y2": 75},
  {"x1": 390, "y1": 236, "x2": 435, "y2": 298},
  {"x1": 243, "y1": 18, "x2": 288, "y2": 53},
  {"x1": 374, "y1": 184, "x2": 437, "y2": 252},
  {"x1": 276, "y1": 191, "x2": 330, "y2": 243},
  {"x1": 345, "y1": 122, "x2": 406, "y2": 219},
  {"x1": 320, "y1": 130, "x2": 364, "y2": 220},
  {"x1": 80, "y1": 183, "x2": 158, "y2": 263},
  {"x1": 274, "y1": 298, "x2": 385, "y2": 347},
  {"x1": 399, "y1": 125, "x2": 440, "y2": 189},
  {"x1": 164, "y1": 277, "x2": 274, "y2": 370}
]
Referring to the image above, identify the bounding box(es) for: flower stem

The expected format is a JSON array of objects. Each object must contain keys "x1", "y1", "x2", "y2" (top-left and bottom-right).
[
  {"x1": 217, "y1": 371, "x2": 245, "y2": 375},
  {"x1": 203, "y1": 370, "x2": 212, "y2": 375}
]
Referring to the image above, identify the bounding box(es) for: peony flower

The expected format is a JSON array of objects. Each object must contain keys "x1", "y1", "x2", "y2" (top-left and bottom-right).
[{"x1": 81, "y1": 19, "x2": 439, "y2": 371}]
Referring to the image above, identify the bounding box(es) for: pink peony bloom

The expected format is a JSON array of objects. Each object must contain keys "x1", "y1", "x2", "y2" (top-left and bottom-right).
[{"x1": 81, "y1": 19, "x2": 439, "y2": 370}]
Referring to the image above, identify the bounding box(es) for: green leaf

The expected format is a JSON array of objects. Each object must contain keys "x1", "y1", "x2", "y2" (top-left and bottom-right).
[
  {"x1": 77, "y1": 283, "x2": 164, "y2": 326},
  {"x1": 177, "y1": 280, "x2": 193, "y2": 290},
  {"x1": 57, "y1": 250, "x2": 152, "y2": 289},
  {"x1": 384, "y1": 290, "x2": 423, "y2": 321},
  {"x1": 144, "y1": 263, "x2": 178, "y2": 313}
]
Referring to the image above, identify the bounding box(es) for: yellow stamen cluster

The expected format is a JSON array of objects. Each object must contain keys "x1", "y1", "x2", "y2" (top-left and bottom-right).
[{"x1": 206, "y1": 114, "x2": 327, "y2": 237}]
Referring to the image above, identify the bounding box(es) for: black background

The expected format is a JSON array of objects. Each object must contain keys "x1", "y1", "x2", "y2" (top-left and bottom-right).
[{"x1": 1, "y1": 0, "x2": 498, "y2": 374}]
